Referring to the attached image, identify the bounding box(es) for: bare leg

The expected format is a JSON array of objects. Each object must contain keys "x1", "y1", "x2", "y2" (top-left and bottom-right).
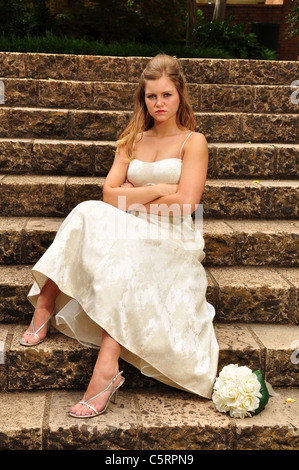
[
  {"x1": 70, "y1": 329, "x2": 122, "y2": 416},
  {"x1": 21, "y1": 278, "x2": 60, "y2": 344}
]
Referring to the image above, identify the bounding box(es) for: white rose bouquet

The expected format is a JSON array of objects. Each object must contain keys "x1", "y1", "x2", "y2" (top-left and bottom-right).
[{"x1": 212, "y1": 364, "x2": 270, "y2": 419}]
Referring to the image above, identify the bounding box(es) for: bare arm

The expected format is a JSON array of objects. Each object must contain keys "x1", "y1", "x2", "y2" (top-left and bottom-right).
[
  {"x1": 138, "y1": 133, "x2": 209, "y2": 216},
  {"x1": 103, "y1": 146, "x2": 177, "y2": 211}
]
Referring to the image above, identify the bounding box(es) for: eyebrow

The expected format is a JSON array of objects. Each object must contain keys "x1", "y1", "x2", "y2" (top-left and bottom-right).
[{"x1": 145, "y1": 89, "x2": 174, "y2": 96}]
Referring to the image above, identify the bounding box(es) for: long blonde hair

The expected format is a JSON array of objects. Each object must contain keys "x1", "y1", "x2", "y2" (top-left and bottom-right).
[{"x1": 116, "y1": 54, "x2": 195, "y2": 160}]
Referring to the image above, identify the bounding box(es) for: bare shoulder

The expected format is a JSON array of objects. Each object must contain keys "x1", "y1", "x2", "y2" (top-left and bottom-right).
[
  {"x1": 189, "y1": 132, "x2": 208, "y2": 147},
  {"x1": 183, "y1": 132, "x2": 208, "y2": 158}
]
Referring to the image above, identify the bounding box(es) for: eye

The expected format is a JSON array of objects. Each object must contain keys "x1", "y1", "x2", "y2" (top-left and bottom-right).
[
  {"x1": 164, "y1": 93, "x2": 171, "y2": 97},
  {"x1": 146, "y1": 94, "x2": 155, "y2": 99}
]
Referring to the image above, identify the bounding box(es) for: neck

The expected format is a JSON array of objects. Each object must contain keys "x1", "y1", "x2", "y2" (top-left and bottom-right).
[{"x1": 151, "y1": 117, "x2": 181, "y2": 138}]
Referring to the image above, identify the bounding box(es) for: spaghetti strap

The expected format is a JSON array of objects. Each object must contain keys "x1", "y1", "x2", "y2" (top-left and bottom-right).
[{"x1": 179, "y1": 132, "x2": 194, "y2": 159}]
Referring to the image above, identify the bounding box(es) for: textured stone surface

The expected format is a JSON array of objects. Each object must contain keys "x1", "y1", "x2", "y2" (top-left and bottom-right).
[
  {"x1": 242, "y1": 113, "x2": 297, "y2": 143},
  {"x1": 226, "y1": 219, "x2": 299, "y2": 266},
  {"x1": 69, "y1": 109, "x2": 130, "y2": 140},
  {"x1": 277, "y1": 145, "x2": 299, "y2": 177},
  {"x1": 278, "y1": 267, "x2": 299, "y2": 323},
  {"x1": 0, "y1": 217, "x2": 26, "y2": 264},
  {"x1": 203, "y1": 179, "x2": 262, "y2": 218},
  {"x1": 203, "y1": 219, "x2": 238, "y2": 266},
  {"x1": 22, "y1": 217, "x2": 62, "y2": 265},
  {"x1": 9, "y1": 108, "x2": 69, "y2": 139},
  {"x1": 47, "y1": 389, "x2": 138, "y2": 450},
  {"x1": 39, "y1": 79, "x2": 93, "y2": 109},
  {"x1": 211, "y1": 143, "x2": 276, "y2": 178},
  {"x1": 255, "y1": 85, "x2": 296, "y2": 114},
  {"x1": 1, "y1": 106, "x2": 297, "y2": 144},
  {"x1": 0, "y1": 391, "x2": 45, "y2": 449},
  {"x1": 250, "y1": 324, "x2": 299, "y2": 387},
  {"x1": 259, "y1": 179, "x2": 298, "y2": 218},
  {"x1": 0, "y1": 138, "x2": 33, "y2": 173},
  {"x1": 137, "y1": 390, "x2": 231, "y2": 450},
  {"x1": 0, "y1": 175, "x2": 67, "y2": 216},
  {"x1": 199, "y1": 84, "x2": 254, "y2": 113},
  {"x1": 0, "y1": 266, "x2": 33, "y2": 322},
  {"x1": 209, "y1": 266, "x2": 294, "y2": 323},
  {"x1": 234, "y1": 388, "x2": 299, "y2": 450},
  {"x1": 9, "y1": 325, "x2": 93, "y2": 391},
  {"x1": 1, "y1": 53, "x2": 298, "y2": 86},
  {"x1": 65, "y1": 176, "x2": 104, "y2": 213},
  {"x1": 2, "y1": 139, "x2": 296, "y2": 178},
  {"x1": 0, "y1": 388, "x2": 298, "y2": 450},
  {"x1": 1, "y1": 322, "x2": 298, "y2": 391},
  {"x1": 215, "y1": 324, "x2": 262, "y2": 373}
]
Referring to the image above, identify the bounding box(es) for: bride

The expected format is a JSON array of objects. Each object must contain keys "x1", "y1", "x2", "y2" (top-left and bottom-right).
[{"x1": 20, "y1": 54, "x2": 219, "y2": 418}]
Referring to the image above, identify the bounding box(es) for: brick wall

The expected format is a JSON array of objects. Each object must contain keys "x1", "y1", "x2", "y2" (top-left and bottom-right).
[{"x1": 198, "y1": 1, "x2": 298, "y2": 60}]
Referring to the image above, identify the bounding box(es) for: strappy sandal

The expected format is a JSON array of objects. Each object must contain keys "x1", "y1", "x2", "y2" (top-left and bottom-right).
[
  {"x1": 69, "y1": 371, "x2": 125, "y2": 418},
  {"x1": 19, "y1": 310, "x2": 55, "y2": 346}
]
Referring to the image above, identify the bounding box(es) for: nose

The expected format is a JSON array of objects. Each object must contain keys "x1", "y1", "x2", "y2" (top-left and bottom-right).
[{"x1": 155, "y1": 96, "x2": 164, "y2": 107}]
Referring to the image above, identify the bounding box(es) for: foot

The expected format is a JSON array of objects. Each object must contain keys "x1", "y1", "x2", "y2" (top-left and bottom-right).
[
  {"x1": 70, "y1": 370, "x2": 123, "y2": 417},
  {"x1": 21, "y1": 307, "x2": 53, "y2": 345}
]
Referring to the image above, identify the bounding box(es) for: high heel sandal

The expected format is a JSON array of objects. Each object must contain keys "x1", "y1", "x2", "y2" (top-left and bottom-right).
[
  {"x1": 69, "y1": 371, "x2": 125, "y2": 418},
  {"x1": 19, "y1": 309, "x2": 55, "y2": 347}
]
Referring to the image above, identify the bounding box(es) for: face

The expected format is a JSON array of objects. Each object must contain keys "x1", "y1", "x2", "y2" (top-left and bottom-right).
[{"x1": 144, "y1": 76, "x2": 181, "y2": 124}]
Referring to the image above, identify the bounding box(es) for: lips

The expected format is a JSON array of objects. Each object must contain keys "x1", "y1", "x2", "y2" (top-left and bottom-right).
[{"x1": 156, "y1": 110, "x2": 166, "y2": 114}]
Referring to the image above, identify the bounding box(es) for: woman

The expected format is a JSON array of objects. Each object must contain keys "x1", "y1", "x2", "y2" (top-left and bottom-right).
[{"x1": 20, "y1": 54, "x2": 219, "y2": 418}]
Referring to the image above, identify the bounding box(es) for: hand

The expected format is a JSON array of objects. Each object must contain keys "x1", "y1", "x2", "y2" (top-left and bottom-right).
[
  {"x1": 157, "y1": 183, "x2": 179, "y2": 197},
  {"x1": 121, "y1": 181, "x2": 135, "y2": 188}
]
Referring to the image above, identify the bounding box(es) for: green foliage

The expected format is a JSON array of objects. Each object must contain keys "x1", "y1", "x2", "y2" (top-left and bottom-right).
[
  {"x1": 192, "y1": 15, "x2": 277, "y2": 60},
  {"x1": 285, "y1": 0, "x2": 299, "y2": 38},
  {"x1": 0, "y1": 1, "x2": 277, "y2": 60},
  {"x1": 0, "y1": 31, "x2": 233, "y2": 58}
]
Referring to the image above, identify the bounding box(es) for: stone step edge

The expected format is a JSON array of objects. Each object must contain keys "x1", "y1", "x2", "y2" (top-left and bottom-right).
[
  {"x1": 2, "y1": 323, "x2": 299, "y2": 390},
  {"x1": 1, "y1": 174, "x2": 298, "y2": 185},
  {"x1": 1, "y1": 51, "x2": 298, "y2": 85},
  {"x1": 0, "y1": 217, "x2": 297, "y2": 267},
  {"x1": 1, "y1": 79, "x2": 296, "y2": 115},
  {"x1": 1, "y1": 106, "x2": 298, "y2": 117},
  {"x1": 0, "y1": 137, "x2": 298, "y2": 147},
  {"x1": 0, "y1": 265, "x2": 298, "y2": 325},
  {"x1": 0, "y1": 387, "x2": 298, "y2": 450},
  {"x1": 1, "y1": 76, "x2": 297, "y2": 86},
  {"x1": 0, "y1": 176, "x2": 297, "y2": 220}
]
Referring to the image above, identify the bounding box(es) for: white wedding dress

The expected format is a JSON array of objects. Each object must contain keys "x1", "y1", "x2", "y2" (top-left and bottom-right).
[{"x1": 28, "y1": 133, "x2": 219, "y2": 398}]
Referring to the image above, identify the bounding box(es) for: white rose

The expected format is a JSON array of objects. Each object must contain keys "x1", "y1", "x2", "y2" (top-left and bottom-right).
[
  {"x1": 241, "y1": 395, "x2": 260, "y2": 413},
  {"x1": 240, "y1": 375, "x2": 261, "y2": 397},
  {"x1": 219, "y1": 364, "x2": 239, "y2": 381},
  {"x1": 230, "y1": 405, "x2": 252, "y2": 419},
  {"x1": 212, "y1": 391, "x2": 230, "y2": 413},
  {"x1": 220, "y1": 380, "x2": 240, "y2": 406},
  {"x1": 234, "y1": 365, "x2": 254, "y2": 380}
]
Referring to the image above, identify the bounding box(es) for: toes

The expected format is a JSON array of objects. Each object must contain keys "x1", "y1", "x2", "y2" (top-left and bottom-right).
[{"x1": 70, "y1": 402, "x2": 95, "y2": 417}]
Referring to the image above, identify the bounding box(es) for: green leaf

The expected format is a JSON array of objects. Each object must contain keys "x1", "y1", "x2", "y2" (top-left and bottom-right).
[{"x1": 253, "y1": 369, "x2": 269, "y2": 415}]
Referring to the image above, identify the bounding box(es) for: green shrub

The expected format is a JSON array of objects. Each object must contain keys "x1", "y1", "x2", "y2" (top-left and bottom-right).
[{"x1": 192, "y1": 16, "x2": 277, "y2": 60}]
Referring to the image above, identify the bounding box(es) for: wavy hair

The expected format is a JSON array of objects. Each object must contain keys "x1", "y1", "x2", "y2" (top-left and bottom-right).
[{"x1": 116, "y1": 54, "x2": 195, "y2": 160}]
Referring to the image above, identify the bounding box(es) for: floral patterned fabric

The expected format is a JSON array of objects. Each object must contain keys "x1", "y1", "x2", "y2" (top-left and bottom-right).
[{"x1": 28, "y1": 156, "x2": 219, "y2": 398}]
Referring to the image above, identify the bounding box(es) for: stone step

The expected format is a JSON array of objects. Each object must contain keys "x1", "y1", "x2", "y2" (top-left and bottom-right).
[
  {"x1": 1, "y1": 323, "x2": 298, "y2": 393},
  {"x1": 1, "y1": 78, "x2": 297, "y2": 114},
  {"x1": 0, "y1": 107, "x2": 297, "y2": 143},
  {"x1": 0, "y1": 265, "x2": 298, "y2": 325},
  {"x1": 0, "y1": 217, "x2": 297, "y2": 267},
  {"x1": 0, "y1": 387, "x2": 298, "y2": 450},
  {"x1": 0, "y1": 175, "x2": 297, "y2": 219},
  {"x1": 1, "y1": 52, "x2": 298, "y2": 85},
  {"x1": 0, "y1": 138, "x2": 298, "y2": 179}
]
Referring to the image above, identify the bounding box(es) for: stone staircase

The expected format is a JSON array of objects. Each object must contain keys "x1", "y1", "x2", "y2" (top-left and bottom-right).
[{"x1": 0, "y1": 52, "x2": 298, "y2": 450}]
